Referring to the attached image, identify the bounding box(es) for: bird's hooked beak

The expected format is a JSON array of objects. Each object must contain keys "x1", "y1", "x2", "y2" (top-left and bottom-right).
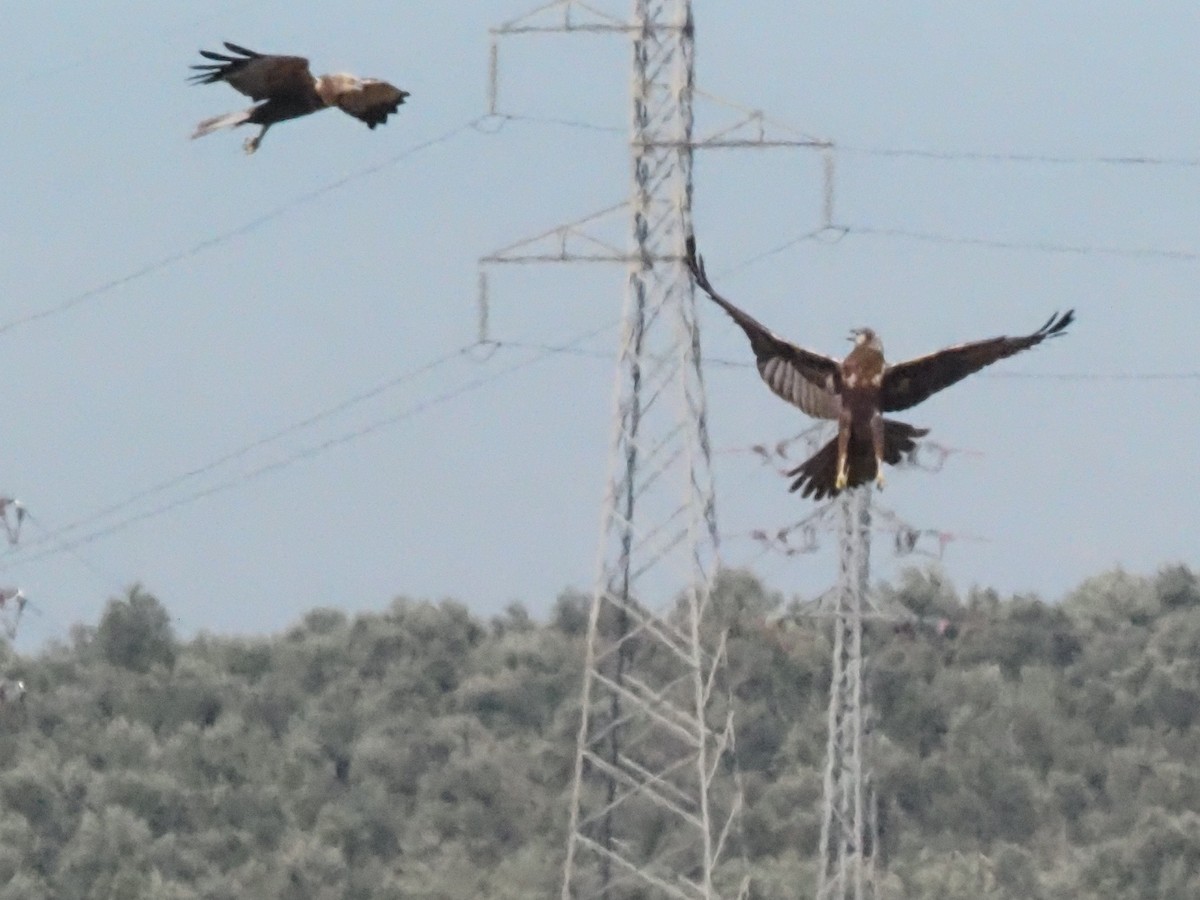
[{"x1": 847, "y1": 328, "x2": 862, "y2": 343}]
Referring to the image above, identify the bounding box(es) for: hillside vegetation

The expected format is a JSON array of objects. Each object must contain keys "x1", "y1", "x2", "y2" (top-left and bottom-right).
[{"x1": 0, "y1": 564, "x2": 1197, "y2": 898}]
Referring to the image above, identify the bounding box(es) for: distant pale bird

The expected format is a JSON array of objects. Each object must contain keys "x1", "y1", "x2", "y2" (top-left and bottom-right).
[
  {"x1": 189, "y1": 42, "x2": 409, "y2": 154},
  {"x1": 686, "y1": 236, "x2": 1075, "y2": 500}
]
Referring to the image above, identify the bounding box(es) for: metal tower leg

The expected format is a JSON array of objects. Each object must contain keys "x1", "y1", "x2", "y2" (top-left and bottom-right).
[{"x1": 817, "y1": 486, "x2": 876, "y2": 900}]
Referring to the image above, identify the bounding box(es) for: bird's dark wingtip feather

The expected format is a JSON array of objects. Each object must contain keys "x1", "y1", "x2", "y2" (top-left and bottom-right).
[
  {"x1": 683, "y1": 233, "x2": 704, "y2": 281},
  {"x1": 222, "y1": 42, "x2": 260, "y2": 58},
  {"x1": 187, "y1": 70, "x2": 224, "y2": 85},
  {"x1": 1045, "y1": 308, "x2": 1075, "y2": 337},
  {"x1": 803, "y1": 482, "x2": 832, "y2": 501}
]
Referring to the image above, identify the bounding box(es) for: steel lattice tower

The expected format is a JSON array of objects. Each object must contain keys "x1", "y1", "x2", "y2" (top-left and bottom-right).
[
  {"x1": 817, "y1": 487, "x2": 876, "y2": 900},
  {"x1": 484, "y1": 4, "x2": 830, "y2": 897},
  {"x1": 781, "y1": 449, "x2": 957, "y2": 899},
  {"x1": 484, "y1": 1, "x2": 743, "y2": 897},
  {"x1": 559, "y1": 4, "x2": 744, "y2": 897}
]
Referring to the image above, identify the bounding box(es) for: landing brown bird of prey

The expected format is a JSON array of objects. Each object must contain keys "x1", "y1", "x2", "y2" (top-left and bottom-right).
[
  {"x1": 685, "y1": 236, "x2": 1074, "y2": 501},
  {"x1": 189, "y1": 42, "x2": 409, "y2": 154}
]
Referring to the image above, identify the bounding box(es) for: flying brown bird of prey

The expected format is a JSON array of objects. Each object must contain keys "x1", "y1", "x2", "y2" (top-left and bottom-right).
[
  {"x1": 685, "y1": 236, "x2": 1074, "y2": 501},
  {"x1": 189, "y1": 42, "x2": 409, "y2": 154}
]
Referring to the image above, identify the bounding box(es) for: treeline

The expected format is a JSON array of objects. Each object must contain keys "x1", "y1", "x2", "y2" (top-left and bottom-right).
[{"x1": 0, "y1": 564, "x2": 1197, "y2": 898}]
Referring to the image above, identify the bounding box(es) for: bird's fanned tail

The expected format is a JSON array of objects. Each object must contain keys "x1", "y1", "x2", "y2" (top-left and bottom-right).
[{"x1": 788, "y1": 419, "x2": 929, "y2": 500}]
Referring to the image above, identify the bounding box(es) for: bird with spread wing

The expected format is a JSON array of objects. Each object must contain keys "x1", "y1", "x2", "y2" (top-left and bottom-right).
[
  {"x1": 685, "y1": 236, "x2": 1074, "y2": 500},
  {"x1": 189, "y1": 42, "x2": 409, "y2": 154}
]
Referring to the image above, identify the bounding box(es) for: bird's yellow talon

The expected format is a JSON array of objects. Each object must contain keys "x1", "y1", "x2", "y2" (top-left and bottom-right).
[
  {"x1": 835, "y1": 469, "x2": 848, "y2": 491},
  {"x1": 875, "y1": 472, "x2": 886, "y2": 490}
]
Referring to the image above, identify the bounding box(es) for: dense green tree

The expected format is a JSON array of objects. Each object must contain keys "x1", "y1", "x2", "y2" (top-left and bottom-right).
[
  {"x1": 95, "y1": 586, "x2": 177, "y2": 674},
  {"x1": 0, "y1": 564, "x2": 1195, "y2": 896}
]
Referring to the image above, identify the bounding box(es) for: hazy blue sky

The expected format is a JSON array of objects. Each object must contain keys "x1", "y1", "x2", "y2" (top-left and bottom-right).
[{"x1": 0, "y1": 1, "x2": 1196, "y2": 647}]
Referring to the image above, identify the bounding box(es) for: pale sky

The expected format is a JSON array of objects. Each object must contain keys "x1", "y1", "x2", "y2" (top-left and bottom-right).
[{"x1": 0, "y1": 1, "x2": 1196, "y2": 647}]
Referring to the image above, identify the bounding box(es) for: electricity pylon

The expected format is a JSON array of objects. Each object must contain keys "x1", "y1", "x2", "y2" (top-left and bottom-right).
[
  {"x1": 802, "y1": 481, "x2": 956, "y2": 900},
  {"x1": 0, "y1": 498, "x2": 26, "y2": 640},
  {"x1": 553, "y1": 1, "x2": 741, "y2": 888},
  {"x1": 757, "y1": 436, "x2": 963, "y2": 900},
  {"x1": 484, "y1": 3, "x2": 720, "y2": 897},
  {"x1": 817, "y1": 486, "x2": 875, "y2": 900},
  {"x1": 483, "y1": 4, "x2": 828, "y2": 896}
]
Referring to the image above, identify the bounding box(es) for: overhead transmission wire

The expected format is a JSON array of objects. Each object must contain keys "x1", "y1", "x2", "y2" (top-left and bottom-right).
[
  {"x1": 482, "y1": 111, "x2": 626, "y2": 134},
  {"x1": 12, "y1": 344, "x2": 477, "y2": 555},
  {"x1": 486, "y1": 335, "x2": 1200, "y2": 382},
  {"x1": 483, "y1": 108, "x2": 1200, "y2": 273},
  {"x1": 840, "y1": 224, "x2": 1200, "y2": 263},
  {"x1": 491, "y1": 107, "x2": 1200, "y2": 168},
  {"x1": 4, "y1": 320, "x2": 619, "y2": 569},
  {"x1": 18, "y1": 510, "x2": 126, "y2": 596},
  {"x1": 836, "y1": 145, "x2": 1200, "y2": 168},
  {"x1": 0, "y1": 117, "x2": 489, "y2": 339},
  {"x1": 716, "y1": 225, "x2": 1198, "y2": 376},
  {"x1": 0, "y1": 110, "x2": 605, "y2": 571},
  {"x1": 692, "y1": 219, "x2": 1200, "y2": 289},
  {"x1": 491, "y1": 110, "x2": 1200, "y2": 265},
  {"x1": 0, "y1": 112, "x2": 499, "y2": 598},
  {"x1": 472, "y1": 182, "x2": 1198, "y2": 381},
  {"x1": 11, "y1": 103, "x2": 1194, "y2": 568}
]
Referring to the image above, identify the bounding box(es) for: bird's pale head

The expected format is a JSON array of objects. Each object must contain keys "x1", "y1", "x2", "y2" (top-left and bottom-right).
[
  {"x1": 316, "y1": 73, "x2": 363, "y2": 101},
  {"x1": 848, "y1": 327, "x2": 883, "y2": 353}
]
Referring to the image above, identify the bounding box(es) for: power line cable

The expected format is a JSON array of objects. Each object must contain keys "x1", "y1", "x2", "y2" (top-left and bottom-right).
[
  {"x1": 4, "y1": 321, "x2": 617, "y2": 568},
  {"x1": 703, "y1": 226, "x2": 841, "y2": 279},
  {"x1": 986, "y1": 370, "x2": 1199, "y2": 381},
  {"x1": 14, "y1": 344, "x2": 478, "y2": 554},
  {"x1": 838, "y1": 144, "x2": 1200, "y2": 168},
  {"x1": 482, "y1": 112, "x2": 626, "y2": 134},
  {"x1": 478, "y1": 227, "x2": 1198, "y2": 380},
  {"x1": 489, "y1": 110, "x2": 1200, "y2": 169},
  {"x1": 19, "y1": 511, "x2": 127, "y2": 596},
  {"x1": 483, "y1": 338, "x2": 1200, "y2": 382},
  {"x1": 842, "y1": 224, "x2": 1200, "y2": 263},
  {"x1": 0, "y1": 117, "x2": 486, "y2": 339}
]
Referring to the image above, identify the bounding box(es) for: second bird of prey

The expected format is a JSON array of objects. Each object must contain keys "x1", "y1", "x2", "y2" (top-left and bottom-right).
[
  {"x1": 189, "y1": 42, "x2": 409, "y2": 154},
  {"x1": 686, "y1": 237, "x2": 1074, "y2": 501}
]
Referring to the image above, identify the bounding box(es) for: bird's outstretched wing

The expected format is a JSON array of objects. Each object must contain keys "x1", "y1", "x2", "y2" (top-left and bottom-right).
[
  {"x1": 189, "y1": 42, "x2": 314, "y2": 101},
  {"x1": 880, "y1": 310, "x2": 1075, "y2": 412},
  {"x1": 686, "y1": 236, "x2": 842, "y2": 420},
  {"x1": 334, "y1": 79, "x2": 410, "y2": 128}
]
